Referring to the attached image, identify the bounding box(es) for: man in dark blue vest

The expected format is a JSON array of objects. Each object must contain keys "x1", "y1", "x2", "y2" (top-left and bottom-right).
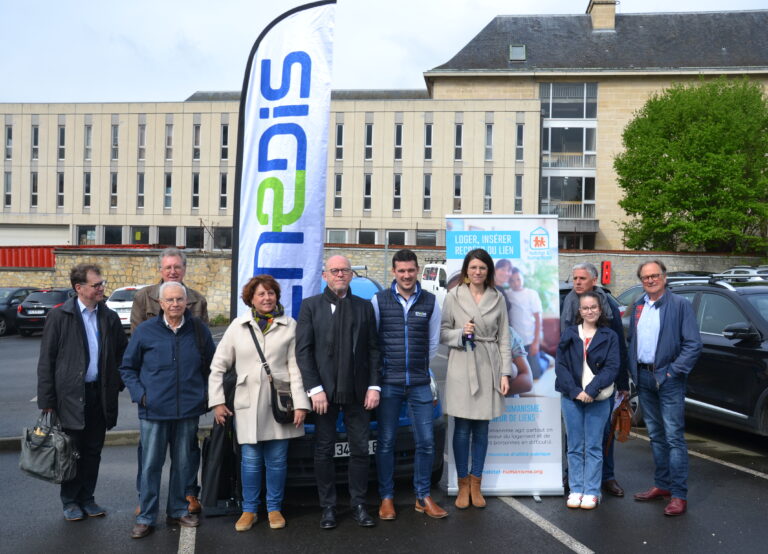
[{"x1": 372, "y1": 249, "x2": 447, "y2": 520}]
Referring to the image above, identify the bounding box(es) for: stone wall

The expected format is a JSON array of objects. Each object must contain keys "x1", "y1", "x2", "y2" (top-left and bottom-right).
[{"x1": 0, "y1": 247, "x2": 762, "y2": 317}]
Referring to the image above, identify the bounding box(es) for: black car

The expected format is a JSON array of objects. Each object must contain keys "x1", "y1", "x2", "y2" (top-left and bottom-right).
[
  {"x1": 16, "y1": 288, "x2": 76, "y2": 336},
  {"x1": 0, "y1": 287, "x2": 39, "y2": 336}
]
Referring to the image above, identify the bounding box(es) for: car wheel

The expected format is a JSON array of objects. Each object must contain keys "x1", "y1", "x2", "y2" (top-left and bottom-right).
[
  {"x1": 19, "y1": 329, "x2": 34, "y2": 337},
  {"x1": 0, "y1": 317, "x2": 6, "y2": 337}
]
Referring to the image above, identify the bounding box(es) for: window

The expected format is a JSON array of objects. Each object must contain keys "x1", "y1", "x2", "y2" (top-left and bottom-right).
[
  {"x1": 423, "y1": 174, "x2": 432, "y2": 211},
  {"x1": 84, "y1": 125, "x2": 92, "y2": 160},
  {"x1": 4, "y1": 171, "x2": 12, "y2": 207},
  {"x1": 540, "y1": 82, "x2": 598, "y2": 119},
  {"x1": 327, "y1": 229, "x2": 347, "y2": 243},
  {"x1": 4, "y1": 125, "x2": 11, "y2": 160},
  {"x1": 542, "y1": 127, "x2": 595, "y2": 168},
  {"x1": 335, "y1": 124, "x2": 343, "y2": 160},
  {"x1": 516, "y1": 124, "x2": 524, "y2": 161},
  {"x1": 416, "y1": 230, "x2": 437, "y2": 246},
  {"x1": 483, "y1": 174, "x2": 492, "y2": 212},
  {"x1": 31, "y1": 125, "x2": 39, "y2": 160},
  {"x1": 137, "y1": 124, "x2": 146, "y2": 160},
  {"x1": 213, "y1": 227, "x2": 232, "y2": 250},
  {"x1": 393, "y1": 174, "x2": 402, "y2": 211},
  {"x1": 698, "y1": 294, "x2": 746, "y2": 335},
  {"x1": 192, "y1": 172, "x2": 200, "y2": 209},
  {"x1": 558, "y1": 233, "x2": 596, "y2": 250},
  {"x1": 364, "y1": 123, "x2": 373, "y2": 160},
  {"x1": 83, "y1": 172, "x2": 91, "y2": 208},
  {"x1": 334, "y1": 174, "x2": 342, "y2": 210},
  {"x1": 56, "y1": 172, "x2": 64, "y2": 208},
  {"x1": 192, "y1": 124, "x2": 201, "y2": 160},
  {"x1": 136, "y1": 172, "x2": 145, "y2": 209},
  {"x1": 158, "y1": 226, "x2": 176, "y2": 246},
  {"x1": 163, "y1": 172, "x2": 172, "y2": 209},
  {"x1": 110, "y1": 124, "x2": 119, "y2": 160},
  {"x1": 394, "y1": 123, "x2": 403, "y2": 160},
  {"x1": 358, "y1": 230, "x2": 376, "y2": 244},
  {"x1": 109, "y1": 172, "x2": 118, "y2": 208},
  {"x1": 515, "y1": 175, "x2": 523, "y2": 213},
  {"x1": 454, "y1": 124, "x2": 462, "y2": 160},
  {"x1": 131, "y1": 225, "x2": 149, "y2": 245},
  {"x1": 539, "y1": 176, "x2": 596, "y2": 218},
  {"x1": 363, "y1": 173, "x2": 372, "y2": 210},
  {"x1": 78, "y1": 225, "x2": 96, "y2": 246},
  {"x1": 57, "y1": 125, "x2": 65, "y2": 160},
  {"x1": 30, "y1": 172, "x2": 38, "y2": 207},
  {"x1": 219, "y1": 172, "x2": 227, "y2": 209},
  {"x1": 424, "y1": 123, "x2": 432, "y2": 160},
  {"x1": 387, "y1": 231, "x2": 406, "y2": 246},
  {"x1": 484, "y1": 124, "x2": 493, "y2": 161},
  {"x1": 185, "y1": 226, "x2": 204, "y2": 249},
  {"x1": 104, "y1": 226, "x2": 122, "y2": 245},
  {"x1": 453, "y1": 174, "x2": 461, "y2": 211},
  {"x1": 165, "y1": 124, "x2": 173, "y2": 160},
  {"x1": 220, "y1": 124, "x2": 229, "y2": 160}
]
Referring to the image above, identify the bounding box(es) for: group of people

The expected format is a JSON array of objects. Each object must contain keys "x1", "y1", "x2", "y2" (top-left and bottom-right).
[{"x1": 35, "y1": 246, "x2": 702, "y2": 541}]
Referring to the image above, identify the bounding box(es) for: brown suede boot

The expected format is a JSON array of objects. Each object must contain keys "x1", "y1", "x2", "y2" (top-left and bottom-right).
[
  {"x1": 455, "y1": 476, "x2": 470, "y2": 509},
  {"x1": 235, "y1": 512, "x2": 256, "y2": 532},
  {"x1": 470, "y1": 475, "x2": 486, "y2": 508}
]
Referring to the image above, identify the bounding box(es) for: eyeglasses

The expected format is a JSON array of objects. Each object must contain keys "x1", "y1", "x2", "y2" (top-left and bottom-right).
[
  {"x1": 81, "y1": 280, "x2": 106, "y2": 289},
  {"x1": 162, "y1": 265, "x2": 184, "y2": 272},
  {"x1": 160, "y1": 297, "x2": 186, "y2": 304},
  {"x1": 327, "y1": 268, "x2": 352, "y2": 276},
  {"x1": 640, "y1": 273, "x2": 663, "y2": 282},
  {"x1": 579, "y1": 305, "x2": 600, "y2": 312}
]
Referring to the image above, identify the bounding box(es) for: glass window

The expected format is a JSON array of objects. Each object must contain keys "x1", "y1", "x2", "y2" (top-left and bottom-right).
[
  {"x1": 165, "y1": 124, "x2": 173, "y2": 160},
  {"x1": 110, "y1": 124, "x2": 119, "y2": 160},
  {"x1": 586, "y1": 83, "x2": 597, "y2": 118},
  {"x1": 185, "y1": 226, "x2": 204, "y2": 249},
  {"x1": 483, "y1": 174, "x2": 492, "y2": 212},
  {"x1": 104, "y1": 226, "x2": 122, "y2": 245},
  {"x1": 77, "y1": 225, "x2": 96, "y2": 246},
  {"x1": 453, "y1": 174, "x2": 461, "y2": 211},
  {"x1": 192, "y1": 172, "x2": 199, "y2": 209},
  {"x1": 83, "y1": 172, "x2": 91, "y2": 208},
  {"x1": 213, "y1": 227, "x2": 232, "y2": 250},
  {"x1": 363, "y1": 173, "x2": 372, "y2": 211},
  {"x1": 516, "y1": 124, "x2": 524, "y2": 161},
  {"x1": 364, "y1": 123, "x2": 373, "y2": 160},
  {"x1": 454, "y1": 123, "x2": 462, "y2": 160},
  {"x1": 424, "y1": 123, "x2": 432, "y2": 160},
  {"x1": 393, "y1": 174, "x2": 401, "y2": 211},
  {"x1": 3, "y1": 172, "x2": 11, "y2": 207},
  {"x1": 109, "y1": 172, "x2": 118, "y2": 208},
  {"x1": 744, "y1": 294, "x2": 768, "y2": 324},
  {"x1": 416, "y1": 230, "x2": 437, "y2": 246},
  {"x1": 219, "y1": 172, "x2": 227, "y2": 209},
  {"x1": 327, "y1": 229, "x2": 347, "y2": 243},
  {"x1": 334, "y1": 174, "x2": 342, "y2": 210},
  {"x1": 31, "y1": 125, "x2": 39, "y2": 160},
  {"x1": 387, "y1": 231, "x2": 405, "y2": 246},
  {"x1": 158, "y1": 226, "x2": 176, "y2": 246},
  {"x1": 394, "y1": 123, "x2": 403, "y2": 160},
  {"x1": 131, "y1": 225, "x2": 149, "y2": 245},
  {"x1": 4, "y1": 125, "x2": 11, "y2": 160},
  {"x1": 220, "y1": 124, "x2": 229, "y2": 160},
  {"x1": 552, "y1": 83, "x2": 587, "y2": 118},
  {"x1": 137, "y1": 124, "x2": 145, "y2": 160},
  {"x1": 423, "y1": 174, "x2": 431, "y2": 211},
  {"x1": 84, "y1": 124, "x2": 92, "y2": 160},
  {"x1": 358, "y1": 230, "x2": 376, "y2": 244},
  {"x1": 485, "y1": 124, "x2": 493, "y2": 161},
  {"x1": 192, "y1": 124, "x2": 201, "y2": 160},
  {"x1": 699, "y1": 294, "x2": 746, "y2": 335},
  {"x1": 515, "y1": 175, "x2": 523, "y2": 213},
  {"x1": 136, "y1": 172, "x2": 145, "y2": 209},
  {"x1": 335, "y1": 123, "x2": 343, "y2": 160},
  {"x1": 56, "y1": 172, "x2": 64, "y2": 208},
  {"x1": 57, "y1": 125, "x2": 65, "y2": 160},
  {"x1": 164, "y1": 172, "x2": 172, "y2": 209}
]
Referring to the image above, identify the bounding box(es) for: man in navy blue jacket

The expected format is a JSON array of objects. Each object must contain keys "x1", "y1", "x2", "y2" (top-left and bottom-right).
[
  {"x1": 627, "y1": 261, "x2": 701, "y2": 516},
  {"x1": 120, "y1": 282, "x2": 215, "y2": 539},
  {"x1": 371, "y1": 249, "x2": 446, "y2": 520}
]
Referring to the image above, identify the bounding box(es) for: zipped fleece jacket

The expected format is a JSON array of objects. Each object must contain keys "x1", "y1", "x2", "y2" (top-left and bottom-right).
[{"x1": 120, "y1": 310, "x2": 215, "y2": 420}]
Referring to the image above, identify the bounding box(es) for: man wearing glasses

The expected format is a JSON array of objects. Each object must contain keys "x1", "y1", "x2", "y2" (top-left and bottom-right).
[
  {"x1": 628, "y1": 261, "x2": 701, "y2": 516},
  {"x1": 37, "y1": 264, "x2": 128, "y2": 521},
  {"x1": 296, "y1": 255, "x2": 381, "y2": 529}
]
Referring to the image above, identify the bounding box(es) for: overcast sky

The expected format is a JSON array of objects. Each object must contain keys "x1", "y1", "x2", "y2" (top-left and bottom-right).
[{"x1": 1, "y1": 0, "x2": 765, "y2": 103}]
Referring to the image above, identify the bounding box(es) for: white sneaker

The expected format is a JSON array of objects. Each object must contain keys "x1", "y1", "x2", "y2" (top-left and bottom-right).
[
  {"x1": 566, "y1": 493, "x2": 583, "y2": 508},
  {"x1": 580, "y1": 495, "x2": 599, "y2": 510}
]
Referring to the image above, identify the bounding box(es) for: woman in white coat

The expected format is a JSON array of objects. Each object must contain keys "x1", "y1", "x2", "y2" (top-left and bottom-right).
[
  {"x1": 209, "y1": 275, "x2": 310, "y2": 532},
  {"x1": 441, "y1": 248, "x2": 515, "y2": 510}
]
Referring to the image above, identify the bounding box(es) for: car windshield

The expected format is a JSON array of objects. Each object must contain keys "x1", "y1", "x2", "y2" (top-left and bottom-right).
[
  {"x1": 0, "y1": 289, "x2": 12, "y2": 300},
  {"x1": 26, "y1": 291, "x2": 68, "y2": 303},
  {"x1": 743, "y1": 294, "x2": 768, "y2": 325},
  {"x1": 109, "y1": 289, "x2": 138, "y2": 302}
]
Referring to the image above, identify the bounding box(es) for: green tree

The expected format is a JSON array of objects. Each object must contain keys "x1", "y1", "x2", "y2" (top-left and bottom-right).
[{"x1": 614, "y1": 78, "x2": 768, "y2": 253}]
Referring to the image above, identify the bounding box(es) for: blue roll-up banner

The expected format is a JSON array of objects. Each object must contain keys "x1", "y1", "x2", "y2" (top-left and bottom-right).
[
  {"x1": 444, "y1": 215, "x2": 563, "y2": 496},
  {"x1": 231, "y1": 1, "x2": 336, "y2": 318}
]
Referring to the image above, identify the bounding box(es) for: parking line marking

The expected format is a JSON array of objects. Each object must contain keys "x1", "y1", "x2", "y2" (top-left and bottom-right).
[
  {"x1": 630, "y1": 432, "x2": 768, "y2": 481},
  {"x1": 30, "y1": 396, "x2": 37, "y2": 402},
  {"x1": 178, "y1": 526, "x2": 195, "y2": 554},
  {"x1": 499, "y1": 497, "x2": 594, "y2": 554}
]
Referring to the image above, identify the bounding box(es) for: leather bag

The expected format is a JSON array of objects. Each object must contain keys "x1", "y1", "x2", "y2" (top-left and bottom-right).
[
  {"x1": 247, "y1": 325, "x2": 295, "y2": 424},
  {"x1": 19, "y1": 411, "x2": 79, "y2": 484}
]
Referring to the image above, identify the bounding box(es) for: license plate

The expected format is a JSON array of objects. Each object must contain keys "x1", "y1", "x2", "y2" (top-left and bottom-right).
[
  {"x1": 27, "y1": 310, "x2": 44, "y2": 315},
  {"x1": 334, "y1": 440, "x2": 376, "y2": 457}
]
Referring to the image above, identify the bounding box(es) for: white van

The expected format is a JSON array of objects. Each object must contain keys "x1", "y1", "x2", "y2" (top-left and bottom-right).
[{"x1": 421, "y1": 263, "x2": 448, "y2": 308}]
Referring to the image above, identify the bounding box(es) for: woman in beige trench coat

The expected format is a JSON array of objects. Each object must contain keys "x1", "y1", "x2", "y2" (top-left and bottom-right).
[
  {"x1": 209, "y1": 275, "x2": 310, "y2": 532},
  {"x1": 440, "y1": 249, "x2": 515, "y2": 510}
]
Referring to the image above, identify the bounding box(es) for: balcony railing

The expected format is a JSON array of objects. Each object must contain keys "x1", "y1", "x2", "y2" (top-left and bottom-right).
[
  {"x1": 541, "y1": 153, "x2": 596, "y2": 169},
  {"x1": 539, "y1": 201, "x2": 595, "y2": 219}
]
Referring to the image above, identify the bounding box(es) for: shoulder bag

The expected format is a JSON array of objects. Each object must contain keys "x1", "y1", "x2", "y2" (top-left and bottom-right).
[
  {"x1": 19, "y1": 411, "x2": 79, "y2": 484},
  {"x1": 246, "y1": 325, "x2": 295, "y2": 424}
]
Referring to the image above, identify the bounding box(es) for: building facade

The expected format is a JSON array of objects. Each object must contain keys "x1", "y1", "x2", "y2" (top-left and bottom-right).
[{"x1": 2, "y1": 1, "x2": 767, "y2": 250}]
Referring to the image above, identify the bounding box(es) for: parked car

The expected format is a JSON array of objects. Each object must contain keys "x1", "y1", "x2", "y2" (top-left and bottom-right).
[
  {"x1": 105, "y1": 285, "x2": 147, "y2": 330},
  {"x1": 16, "y1": 288, "x2": 77, "y2": 336},
  {"x1": 0, "y1": 287, "x2": 39, "y2": 336},
  {"x1": 720, "y1": 266, "x2": 766, "y2": 282}
]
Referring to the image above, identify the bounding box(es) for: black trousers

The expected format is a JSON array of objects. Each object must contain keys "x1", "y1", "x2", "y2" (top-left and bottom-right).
[
  {"x1": 61, "y1": 385, "x2": 107, "y2": 507},
  {"x1": 314, "y1": 402, "x2": 370, "y2": 508}
]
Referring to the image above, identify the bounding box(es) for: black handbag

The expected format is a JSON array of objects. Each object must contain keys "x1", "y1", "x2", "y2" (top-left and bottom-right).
[
  {"x1": 247, "y1": 325, "x2": 295, "y2": 424},
  {"x1": 19, "y1": 411, "x2": 79, "y2": 484}
]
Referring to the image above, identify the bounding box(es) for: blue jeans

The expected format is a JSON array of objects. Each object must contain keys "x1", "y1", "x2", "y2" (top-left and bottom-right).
[
  {"x1": 561, "y1": 395, "x2": 610, "y2": 496},
  {"x1": 241, "y1": 440, "x2": 290, "y2": 513},
  {"x1": 453, "y1": 417, "x2": 489, "y2": 478},
  {"x1": 637, "y1": 368, "x2": 688, "y2": 499},
  {"x1": 376, "y1": 384, "x2": 434, "y2": 499},
  {"x1": 136, "y1": 417, "x2": 199, "y2": 525}
]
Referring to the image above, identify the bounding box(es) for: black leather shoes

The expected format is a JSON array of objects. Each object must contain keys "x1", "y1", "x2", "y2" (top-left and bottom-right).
[
  {"x1": 351, "y1": 504, "x2": 376, "y2": 527},
  {"x1": 131, "y1": 523, "x2": 153, "y2": 539},
  {"x1": 166, "y1": 514, "x2": 200, "y2": 527},
  {"x1": 602, "y1": 479, "x2": 625, "y2": 497},
  {"x1": 320, "y1": 506, "x2": 337, "y2": 529}
]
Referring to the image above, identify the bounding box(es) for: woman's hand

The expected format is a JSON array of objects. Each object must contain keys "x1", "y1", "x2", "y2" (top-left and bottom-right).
[
  {"x1": 463, "y1": 320, "x2": 475, "y2": 336},
  {"x1": 294, "y1": 409, "x2": 308, "y2": 428},
  {"x1": 575, "y1": 391, "x2": 594, "y2": 403},
  {"x1": 500, "y1": 376, "x2": 510, "y2": 396},
  {"x1": 213, "y1": 404, "x2": 233, "y2": 425}
]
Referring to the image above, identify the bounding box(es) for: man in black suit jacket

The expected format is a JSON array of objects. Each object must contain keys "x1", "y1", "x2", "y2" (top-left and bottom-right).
[{"x1": 296, "y1": 255, "x2": 380, "y2": 529}]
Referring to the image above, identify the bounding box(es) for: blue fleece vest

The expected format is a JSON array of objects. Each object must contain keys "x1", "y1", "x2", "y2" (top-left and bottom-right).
[{"x1": 376, "y1": 283, "x2": 435, "y2": 386}]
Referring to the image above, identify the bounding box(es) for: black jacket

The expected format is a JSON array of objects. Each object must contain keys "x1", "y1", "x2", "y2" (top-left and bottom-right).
[
  {"x1": 37, "y1": 297, "x2": 128, "y2": 430},
  {"x1": 295, "y1": 292, "x2": 380, "y2": 402}
]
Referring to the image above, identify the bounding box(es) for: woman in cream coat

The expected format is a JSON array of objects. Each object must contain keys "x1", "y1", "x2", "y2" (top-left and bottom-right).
[
  {"x1": 441, "y1": 248, "x2": 515, "y2": 510},
  {"x1": 209, "y1": 275, "x2": 310, "y2": 532}
]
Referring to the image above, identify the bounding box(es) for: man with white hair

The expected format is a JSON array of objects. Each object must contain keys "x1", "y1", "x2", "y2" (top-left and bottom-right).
[{"x1": 120, "y1": 281, "x2": 215, "y2": 539}]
